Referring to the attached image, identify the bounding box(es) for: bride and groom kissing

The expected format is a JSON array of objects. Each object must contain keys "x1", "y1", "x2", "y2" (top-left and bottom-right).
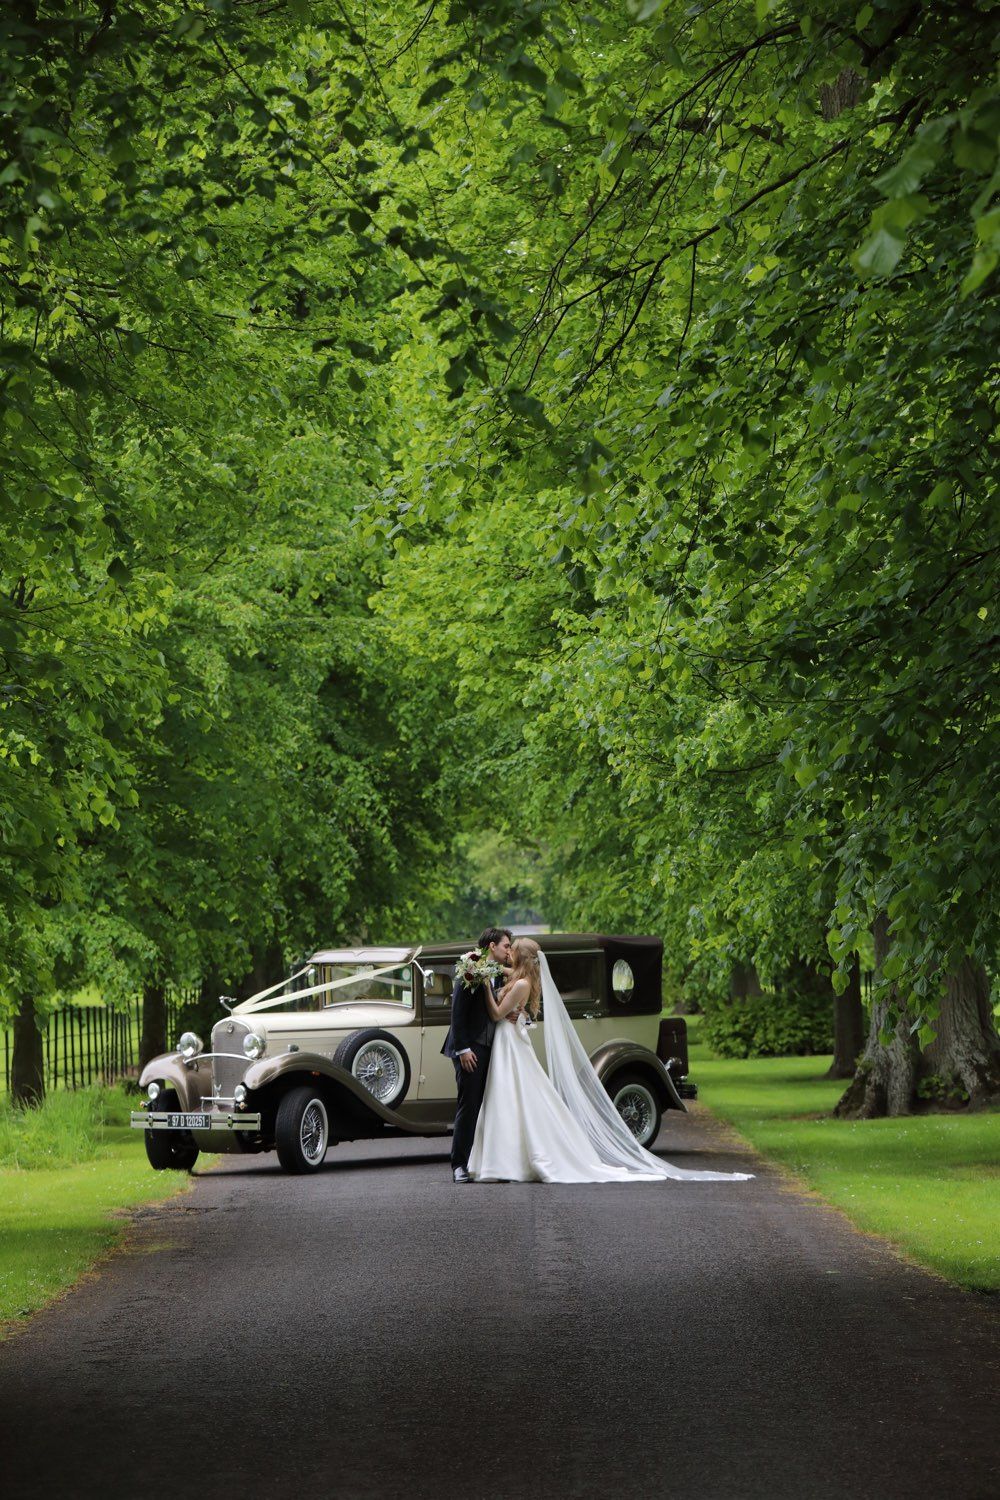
[{"x1": 442, "y1": 926, "x2": 754, "y2": 1187}]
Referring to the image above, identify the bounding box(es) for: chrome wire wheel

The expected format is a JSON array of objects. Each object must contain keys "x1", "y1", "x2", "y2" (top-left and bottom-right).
[
  {"x1": 299, "y1": 1098, "x2": 328, "y2": 1165},
  {"x1": 275, "y1": 1086, "x2": 332, "y2": 1173},
  {"x1": 352, "y1": 1040, "x2": 405, "y2": 1104},
  {"x1": 613, "y1": 1080, "x2": 658, "y2": 1146}
]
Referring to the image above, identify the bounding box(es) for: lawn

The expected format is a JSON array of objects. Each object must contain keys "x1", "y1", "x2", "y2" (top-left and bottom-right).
[
  {"x1": 687, "y1": 1025, "x2": 1000, "y2": 1293},
  {"x1": 0, "y1": 1087, "x2": 204, "y2": 1331}
]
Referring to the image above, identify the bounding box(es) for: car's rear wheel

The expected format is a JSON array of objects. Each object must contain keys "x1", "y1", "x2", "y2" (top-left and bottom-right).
[
  {"x1": 144, "y1": 1088, "x2": 200, "y2": 1172},
  {"x1": 610, "y1": 1071, "x2": 662, "y2": 1148},
  {"x1": 334, "y1": 1029, "x2": 411, "y2": 1109},
  {"x1": 275, "y1": 1086, "x2": 330, "y2": 1174}
]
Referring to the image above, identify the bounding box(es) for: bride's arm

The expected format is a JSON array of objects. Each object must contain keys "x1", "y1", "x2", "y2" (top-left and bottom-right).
[{"x1": 485, "y1": 977, "x2": 529, "y2": 1021}]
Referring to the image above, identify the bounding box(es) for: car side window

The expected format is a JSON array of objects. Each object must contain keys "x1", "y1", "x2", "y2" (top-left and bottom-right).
[
  {"x1": 545, "y1": 953, "x2": 604, "y2": 1018},
  {"x1": 422, "y1": 964, "x2": 454, "y2": 1012}
]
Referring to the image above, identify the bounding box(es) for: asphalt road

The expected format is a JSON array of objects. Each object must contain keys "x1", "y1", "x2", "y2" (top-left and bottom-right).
[{"x1": 1, "y1": 1107, "x2": 996, "y2": 1500}]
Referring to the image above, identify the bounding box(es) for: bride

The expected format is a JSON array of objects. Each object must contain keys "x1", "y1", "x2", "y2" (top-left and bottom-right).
[{"x1": 467, "y1": 937, "x2": 754, "y2": 1184}]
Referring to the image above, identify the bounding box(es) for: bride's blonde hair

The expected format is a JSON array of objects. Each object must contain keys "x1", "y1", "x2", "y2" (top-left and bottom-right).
[{"x1": 503, "y1": 937, "x2": 542, "y2": 1018}]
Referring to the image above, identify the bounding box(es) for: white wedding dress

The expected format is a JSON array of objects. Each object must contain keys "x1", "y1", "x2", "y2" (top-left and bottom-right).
[{"x1": 467, "y1": 953, "x2": 754, "y2": 1185}]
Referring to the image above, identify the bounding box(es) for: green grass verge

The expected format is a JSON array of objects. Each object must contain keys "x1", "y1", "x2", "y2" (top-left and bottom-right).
[
  {"x1": 0, "y1": 1087, "x2": 205, "y2": 1332},
  {"x1": 686, "y1": 1023, "x2": 1000, "y2": 1293}
]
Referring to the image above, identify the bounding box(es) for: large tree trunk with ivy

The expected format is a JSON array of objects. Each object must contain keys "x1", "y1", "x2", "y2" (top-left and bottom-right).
[
  {"x1": 826, "y1": 956, "x2": 866, "y2": 1080},
  {"x1": 834, "y1": 916, "x2": 919, "y2": 1118},
  {"x1": 920, "y1": 958, "x2": 1000, "y2": 1109},
  {"x1": 11, "y1": 994, "x2": 45, "y2": 1108},
  {"x1": 139, "y1": 981, "x2": 167, "y2": 1071}
]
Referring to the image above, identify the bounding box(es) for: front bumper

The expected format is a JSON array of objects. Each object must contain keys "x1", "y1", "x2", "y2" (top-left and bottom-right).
[{"x1": 131, "y1": 1111, "x2": 262, "y2": 1132}]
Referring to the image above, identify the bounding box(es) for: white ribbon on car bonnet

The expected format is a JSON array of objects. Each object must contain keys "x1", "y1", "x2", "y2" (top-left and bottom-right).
[{"x1": 233, "y1": 948, "x2": 424, "y2": 1016}]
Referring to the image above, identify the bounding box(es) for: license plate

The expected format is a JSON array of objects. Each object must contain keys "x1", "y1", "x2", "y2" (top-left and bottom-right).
[{"x1": 167, "y1": 1112, "x2": 211, "y2": 1129}]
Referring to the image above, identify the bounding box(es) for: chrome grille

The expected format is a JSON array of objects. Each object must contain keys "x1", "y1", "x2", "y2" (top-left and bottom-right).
[{"x1": 209, "y1": 1019, "x2": 254, "y2": 1104}]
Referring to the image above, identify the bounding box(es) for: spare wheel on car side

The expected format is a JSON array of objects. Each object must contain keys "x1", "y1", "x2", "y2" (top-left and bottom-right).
[{"x1": 334, "y1": 1029, "x2": 411, "y2": 1109}]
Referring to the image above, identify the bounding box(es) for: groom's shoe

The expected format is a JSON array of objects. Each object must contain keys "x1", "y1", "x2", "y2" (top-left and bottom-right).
[{"x1": 453, "y1": 1166, "x2": 471, "y2": 1184}]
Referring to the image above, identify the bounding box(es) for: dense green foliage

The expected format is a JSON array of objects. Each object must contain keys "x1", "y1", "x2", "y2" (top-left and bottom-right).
[
  {"x1": 1, "y1": 1, "x2": 463, "y2": 1012},
  {"x1": 2, "y1": 3, "x2": 997, "y2": 1107},
  {"x1": 370, "y1": 0, "x2": 999, "y2": 1012},
  {"x1": 701, "y1": 982, "x2": 833, "y2": 1059}
]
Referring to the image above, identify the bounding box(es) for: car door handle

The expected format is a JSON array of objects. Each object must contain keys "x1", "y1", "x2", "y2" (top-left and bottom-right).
[{"x1": 582, "y1": 1011, "x2": 601, "y2": 1020}]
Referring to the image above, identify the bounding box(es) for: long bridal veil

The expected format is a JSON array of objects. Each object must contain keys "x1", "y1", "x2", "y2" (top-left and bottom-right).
[{"x1": 538, "y1": 952, "x2": 754, "y2": 1182}]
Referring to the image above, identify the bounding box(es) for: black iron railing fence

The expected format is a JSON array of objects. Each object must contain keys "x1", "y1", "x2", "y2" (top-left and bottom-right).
[
  {"x1": 1, "y1": 984, "x2": 201, "y2": 1096},
  {"x1": 1, "y1": 1002, "x2": 141, "y2": 1095}
]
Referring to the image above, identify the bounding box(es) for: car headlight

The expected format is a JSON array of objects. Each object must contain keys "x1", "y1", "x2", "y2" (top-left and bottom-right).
[
  {"x1": 234, "y1": 1083, "x2": 247, "y2": 1105},
  {"x1": 147, "y1": 1081, "x2": 161, "y2": 1101},
  {"x1": 242, "y1": 1031, "x2": 266, "y2": 1060},
  {"x1": 177, "y1": 1031, "x2": 203, "y2": 1061}
]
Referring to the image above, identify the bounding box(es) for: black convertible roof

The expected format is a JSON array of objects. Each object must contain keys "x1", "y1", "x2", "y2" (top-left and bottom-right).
[{"x1": 420, "y1": 933, "x2": 662, "y2": 957}]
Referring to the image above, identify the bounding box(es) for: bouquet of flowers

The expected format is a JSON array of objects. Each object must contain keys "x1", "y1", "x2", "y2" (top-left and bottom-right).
[{"x1": 454, "y1": 949, "x2": 506, "y2": 992}]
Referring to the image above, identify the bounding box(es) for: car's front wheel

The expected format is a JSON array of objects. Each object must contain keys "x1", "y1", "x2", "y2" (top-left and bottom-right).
[
  {"x1": 144, "y1": 1088, "x2": 200, "y2": 1172},
  {"x1": 275, "y1": 1086, "x2": 330, "y2": 1174},
  {"x1": 610, "y1": 1071, "x2": 662, "y2": 1148}
]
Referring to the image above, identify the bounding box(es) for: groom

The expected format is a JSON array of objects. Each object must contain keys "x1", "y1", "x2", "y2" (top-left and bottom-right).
[{"x1": 442, "y1": 925, "x2": 513, "y2": 1183}]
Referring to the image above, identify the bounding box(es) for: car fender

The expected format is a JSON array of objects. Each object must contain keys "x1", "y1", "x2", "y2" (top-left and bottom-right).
[
  {"x1": 138, "y1": 1052, "x2": 202, "y2": 1111},
  {"x1": 588, "y1": 1040, "x2": 687, "y2": 1113},
  {"x1": 242, "y1": 1052, "x2": 448, "y2": 1133}
]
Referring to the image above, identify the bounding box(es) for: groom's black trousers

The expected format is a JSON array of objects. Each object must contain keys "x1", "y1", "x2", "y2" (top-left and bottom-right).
[{"x1": 450, "y1": 1042, "x2": 491, "y2": 1169}]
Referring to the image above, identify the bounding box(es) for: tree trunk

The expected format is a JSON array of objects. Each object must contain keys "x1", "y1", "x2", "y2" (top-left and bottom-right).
[
  {"x1": 11, "y1": 993, "x2": 45, "y2": 1107},
  {"x1": 237, "y1": 940, "x2": 284, "y2": 1004},
  {"x1": 729, "y1": 962, "x2": 763, "y2": 1000},
  {"x1": 834, "y1": 914, "x2": 919, "y2": 1118},
  {"x1": 139, "y1": 981, "x2": 167, "y2": 1070},
  {"x1": 920, "y1": 957, "x2": 1000, "y2": 1108},
  {"x1": 826, "y1": 956, "x2": 866, "y2": 1079}
]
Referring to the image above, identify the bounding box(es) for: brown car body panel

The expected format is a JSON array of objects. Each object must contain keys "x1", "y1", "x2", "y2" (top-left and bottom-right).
[
  {"x1": 138, "y1": 1053, "x2": 203, "y2": 1111},
  {"x1": 588, "y1": 1041, "x2": 687, "y2": 1113},
  {"x1": 242, "y1": 1051, "x2": 451, "y2": 1134}
]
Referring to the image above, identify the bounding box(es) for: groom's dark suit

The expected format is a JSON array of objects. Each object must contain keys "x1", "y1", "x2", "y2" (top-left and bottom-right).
[{"x1": 442, "y1": 971, "x2": 498, "y2": 1171}]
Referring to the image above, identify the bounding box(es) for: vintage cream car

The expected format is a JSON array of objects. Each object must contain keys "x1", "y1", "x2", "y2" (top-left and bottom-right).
[{"x1": 132, "y1": 933, "x2": 695, "y2": 1174}]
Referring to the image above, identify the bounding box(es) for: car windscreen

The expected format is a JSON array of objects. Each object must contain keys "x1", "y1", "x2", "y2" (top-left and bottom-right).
[
  {"x1": 321, "y1": 964, "x2": 414, "y2": 1008},
  {"x1": 257, "y1": 964, "x2": 415, "y2": 1013}
]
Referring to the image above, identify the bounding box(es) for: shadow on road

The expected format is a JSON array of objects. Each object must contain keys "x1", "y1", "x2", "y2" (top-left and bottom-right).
[
  {"x1": 202, "y1": 1150, "x2": 452, "y2": 1176},
  {"x1": 200, "y1": 1139, "x2": 752, "y2": 1178}
]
